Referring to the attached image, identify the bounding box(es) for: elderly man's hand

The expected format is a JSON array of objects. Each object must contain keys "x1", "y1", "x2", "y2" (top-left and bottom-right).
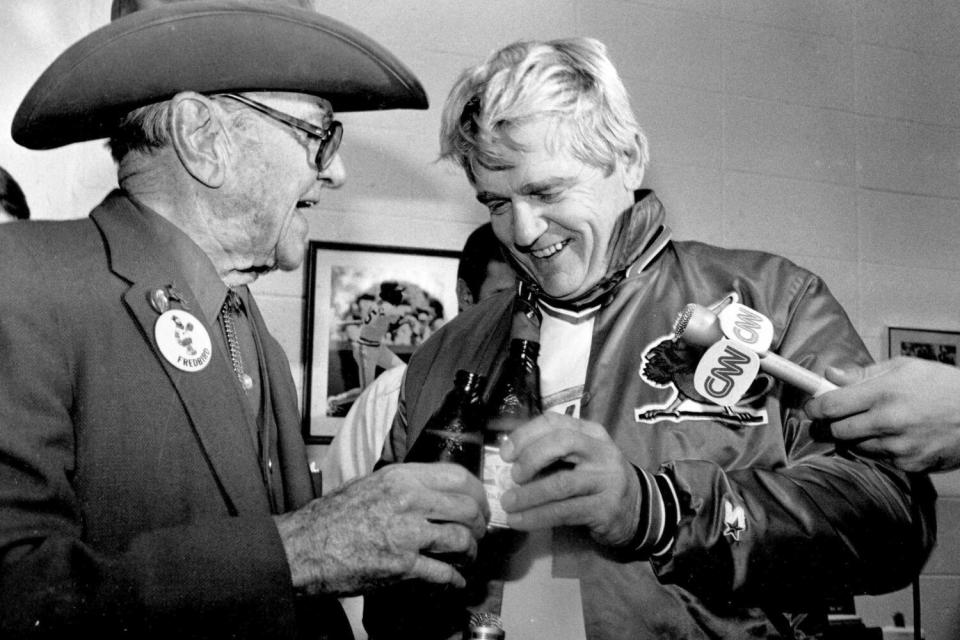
[
  {"x1": 805, "y1": 356, "x2": 960, "y2": 473},
  {"x1": 274, "y1": 462, "x2": 488, "y2": 596},
  {"x1": 498, "y1": 412, "x2": 641, "y2": 547}
]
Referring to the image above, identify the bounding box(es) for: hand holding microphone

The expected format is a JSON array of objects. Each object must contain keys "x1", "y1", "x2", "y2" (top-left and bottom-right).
[{"x1": 673, "y1": 301, "x2": 836, "y2": 406}]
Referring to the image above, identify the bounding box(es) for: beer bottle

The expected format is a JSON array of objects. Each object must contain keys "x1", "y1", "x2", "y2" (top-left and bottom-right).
[
  {"x1": 487, "y1": 339, "x2": 541, "y2": 421},
  {"x1": 367, "y1": 370, "x2": 485, "y2": 639},
  {"x1": 483, "y1": 338, "x2": 541, "y2": 528},
  {"x1": 405, "y1": 368, "x2": 486, "y2": 476}
]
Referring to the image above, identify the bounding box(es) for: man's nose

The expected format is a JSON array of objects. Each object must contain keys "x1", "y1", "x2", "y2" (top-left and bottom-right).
[
  {"x1": 511, "y1": 200, "x2": 546, "y2": 247},
  {"x1": 318, "y1": 153, "x2": 346, "y2": 188}
]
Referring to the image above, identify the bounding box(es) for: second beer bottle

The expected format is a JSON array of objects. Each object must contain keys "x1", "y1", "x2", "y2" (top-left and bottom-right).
[
  {"x1": 483, "y1": 338, "x2": 542, "y2": 528},
  {"x1": 404, "y1": 368, "x2": 486, "y2": 474}
]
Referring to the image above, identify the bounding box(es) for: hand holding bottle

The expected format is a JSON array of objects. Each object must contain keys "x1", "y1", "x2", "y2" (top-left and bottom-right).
[
  {"x1": 274, "y1": 461, "x2": 488, "y2": 597},
  {"x1": 362, "y1": 370, "x2": 492, "y2": 638},
  {"x1": 497, "y1": 412, "x2": 642, "y2": 548}
]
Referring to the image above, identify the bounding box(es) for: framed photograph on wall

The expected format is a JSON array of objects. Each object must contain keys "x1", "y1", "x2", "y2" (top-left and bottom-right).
[
  {"x1": 301, "y1": 241, "x2": 461, "y2": 443},
  {"x1": 888, "y1": 327, "x2": 960, "y2": 366}
]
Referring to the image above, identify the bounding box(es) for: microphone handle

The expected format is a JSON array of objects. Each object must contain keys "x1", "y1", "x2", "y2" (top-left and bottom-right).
[{"x1": 758, "y1": 352, "x2": 837, "y2": 397}]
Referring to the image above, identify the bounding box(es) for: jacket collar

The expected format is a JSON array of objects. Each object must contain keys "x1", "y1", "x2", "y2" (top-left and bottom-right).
[{"x1": 506, "y1": 189, "x2": 673, "y2": 313}]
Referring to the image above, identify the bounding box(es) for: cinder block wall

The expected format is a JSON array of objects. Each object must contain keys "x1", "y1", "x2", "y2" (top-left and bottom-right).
[{"x1": 3, "y1": 2, "x2": 959, "y2": 637}]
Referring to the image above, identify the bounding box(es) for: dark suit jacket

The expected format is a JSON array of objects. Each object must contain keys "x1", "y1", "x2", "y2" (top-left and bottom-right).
[{"x1": 0, "y1": 192, "x2": 348, "y2": 638}]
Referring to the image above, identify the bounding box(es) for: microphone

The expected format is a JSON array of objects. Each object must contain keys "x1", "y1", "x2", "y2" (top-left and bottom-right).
[
  {"x1": 674, "y1": 302, "x2": 837, "y2": 398},
  {"x1": 692, "y1": 339, "x2": 761, "y2": 406}
]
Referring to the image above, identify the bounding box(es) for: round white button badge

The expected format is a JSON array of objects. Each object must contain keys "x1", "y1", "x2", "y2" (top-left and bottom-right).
[{"x1": 154, "y1": 310, "x2": 213, "y2": 372}]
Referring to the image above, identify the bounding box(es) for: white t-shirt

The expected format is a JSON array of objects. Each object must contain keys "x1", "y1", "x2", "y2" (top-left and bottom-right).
[
  {"x1": 500, "y1": 303, "x2": 598, "y2": 640},
  {"x1": 320, "y1": 364, "x2": 406, "y2": 491}
]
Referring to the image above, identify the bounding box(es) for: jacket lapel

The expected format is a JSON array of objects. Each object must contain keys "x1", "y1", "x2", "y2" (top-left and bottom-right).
[
  {"x1": 92, "y1": 193, "x2": 270, "y2": 515},
  {"x1": 245, "y1": 294, "x2": 315, "y2": 508}
]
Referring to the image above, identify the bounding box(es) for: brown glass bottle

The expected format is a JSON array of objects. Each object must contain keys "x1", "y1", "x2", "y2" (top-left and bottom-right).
[
  {"x1": 405, "y1": 369, "x2": 486, "y2": 476},
  {"x1": 366, "y1": 370, "x2": 486, "y2": 640},
  {"x1": 487, "y1": 339, "x2": 541, "y2": 423},
  {"x1": 483, "y1": 338, "x2": 541, "y2": 528}
]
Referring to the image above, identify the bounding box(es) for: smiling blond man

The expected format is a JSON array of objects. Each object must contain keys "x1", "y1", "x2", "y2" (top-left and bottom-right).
[{"x1": 371, "y1": 37, "x2": 936, "y2": 640}]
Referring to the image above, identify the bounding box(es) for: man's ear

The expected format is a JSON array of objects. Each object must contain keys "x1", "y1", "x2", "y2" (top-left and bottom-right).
[
  {"x1": 621, "y1": 133, "x2": 646, "y2": 190},
  {"x1": 169, "y1": 92, "x2": 227, "y2": 188},
  {"x1": 456, "y1": 278, "x2": 476, "y2": 312}
]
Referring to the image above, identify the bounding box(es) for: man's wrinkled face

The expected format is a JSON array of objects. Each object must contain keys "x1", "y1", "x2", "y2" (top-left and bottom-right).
[
  {"x1": 472, "y1": 118, "x2": 642, "y2": 300},
  {"x1": 221, "y1": 92, "x2": 344, "y2": 284}
]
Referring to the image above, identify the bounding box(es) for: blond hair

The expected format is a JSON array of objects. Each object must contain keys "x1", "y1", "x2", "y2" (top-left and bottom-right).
[{"x1": 439, "y1": 37, "x2": 649, "y2": 182}]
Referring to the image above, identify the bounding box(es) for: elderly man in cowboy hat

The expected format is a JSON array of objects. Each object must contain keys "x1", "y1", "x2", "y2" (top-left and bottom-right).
[{"x1": 0, "y1": 1, "x2": 487, "y2": 638}]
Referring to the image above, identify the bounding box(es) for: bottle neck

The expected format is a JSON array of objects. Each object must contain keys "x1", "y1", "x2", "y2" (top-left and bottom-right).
[
  {"x1": 455, "y1": 369, "x2": 483, "y2": 393},
  {"x1": 509, "y1": 338, "x2": 540, "y2": 364}
]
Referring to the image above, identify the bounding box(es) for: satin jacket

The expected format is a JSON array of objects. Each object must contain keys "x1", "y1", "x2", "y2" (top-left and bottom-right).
[
  {"x1": 383, "y1": 191, "x2": 936, "y2": 640},
  {"x1": 0, "y1": 192, "x2": 348, "y2": 638}
]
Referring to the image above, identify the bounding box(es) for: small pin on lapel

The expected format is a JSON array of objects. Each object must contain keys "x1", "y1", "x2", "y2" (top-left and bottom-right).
[{"x1": 148, "y1": 288, "x2": 170, "y2": 314}]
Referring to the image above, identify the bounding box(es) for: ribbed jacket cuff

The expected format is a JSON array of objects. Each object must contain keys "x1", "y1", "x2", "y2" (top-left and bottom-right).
[{"x1": 626, "y1": 466, "x2": 681, "y2": 557}]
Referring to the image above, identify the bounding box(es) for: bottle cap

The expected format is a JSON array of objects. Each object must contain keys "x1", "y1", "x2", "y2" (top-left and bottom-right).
[{"x1": 467, "y1": 612, "x2": 505, "y2": 639}]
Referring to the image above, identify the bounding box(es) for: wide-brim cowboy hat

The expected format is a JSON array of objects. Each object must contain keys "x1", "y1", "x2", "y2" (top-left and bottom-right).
[{"x1": 12, "y1": 0, "x2": 428, "y2": 150}]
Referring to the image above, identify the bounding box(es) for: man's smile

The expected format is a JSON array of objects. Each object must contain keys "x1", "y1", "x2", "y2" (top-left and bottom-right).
[{"x1": 529, "y1": 239, "x2": 569, "y2": 259}]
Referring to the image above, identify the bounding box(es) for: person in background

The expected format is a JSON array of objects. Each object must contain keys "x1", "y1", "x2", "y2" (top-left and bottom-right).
[
  {"x1": 371, "y1": 37, "x2": 936, "y2": 640},
  {"x1": 0, "y1": 166, "x2": 30, "y2": 221},
  {"x1": 322, "y1": 222, "x2": 515, "y2": 490},
  {"x1": 806, "y1": 356, "x2": 960, "y2": 472},
  {"x1": 0, "y1": 1, "x2": 486, "y2": 637}
]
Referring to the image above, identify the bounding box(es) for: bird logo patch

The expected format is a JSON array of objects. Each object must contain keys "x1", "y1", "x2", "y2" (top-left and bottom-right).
[{"x1": 634, "y1": 332, "x2": 770, "y2": 426}]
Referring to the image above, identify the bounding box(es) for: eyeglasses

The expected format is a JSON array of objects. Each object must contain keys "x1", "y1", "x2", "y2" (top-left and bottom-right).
[{"x1": 220, "y1": 93, "x2": 343, "y2": 172}]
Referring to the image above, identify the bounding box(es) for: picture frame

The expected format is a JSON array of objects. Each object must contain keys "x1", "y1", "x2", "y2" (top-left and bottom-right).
[
  {"x1": 301, "y1": 241, "x2": 461, "y2": 443},
  {"x1": 887, "y1": 326, "x2": 960, "y2": 366}
]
